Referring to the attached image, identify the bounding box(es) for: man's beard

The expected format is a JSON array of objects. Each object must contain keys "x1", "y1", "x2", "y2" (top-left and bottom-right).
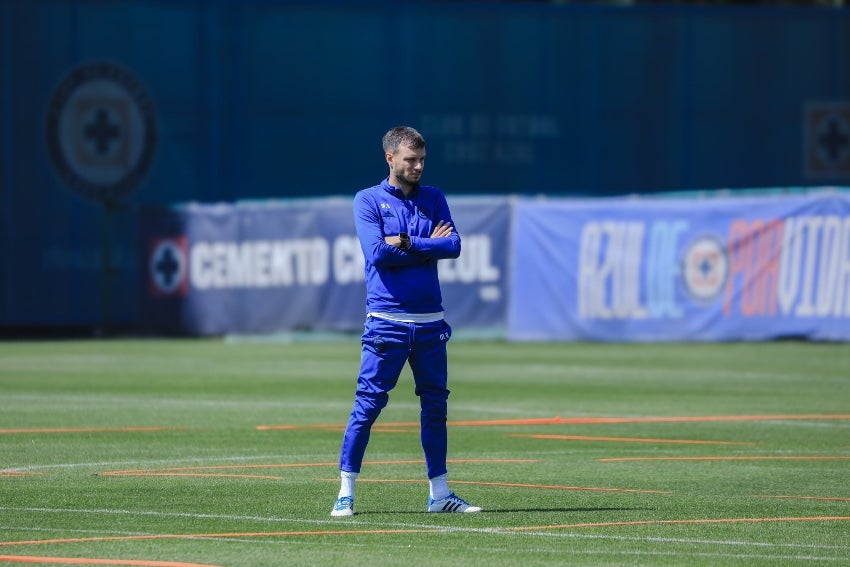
[{"x1": 395, "y1": 170, "x2": 421, "y2": 190}]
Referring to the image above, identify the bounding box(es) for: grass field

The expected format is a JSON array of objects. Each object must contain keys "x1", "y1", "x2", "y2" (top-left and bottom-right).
[{"x1": 1, "y1": 338, "x2": 849, "y2": 566}]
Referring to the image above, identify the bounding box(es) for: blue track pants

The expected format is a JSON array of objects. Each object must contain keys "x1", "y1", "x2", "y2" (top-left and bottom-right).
[{"x1": 339, "y1": 316, "x2": 452, "y2": 479}]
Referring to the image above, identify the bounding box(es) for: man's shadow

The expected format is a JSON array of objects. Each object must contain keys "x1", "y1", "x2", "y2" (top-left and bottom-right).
[{"x1": 355, "y1": 506, "x2": 649, "y2": 515}]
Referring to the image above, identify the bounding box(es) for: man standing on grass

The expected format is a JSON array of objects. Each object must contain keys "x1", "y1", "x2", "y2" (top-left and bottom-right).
[{"x1": 331, "y1": 126, "x2": 482, "y2": 517}]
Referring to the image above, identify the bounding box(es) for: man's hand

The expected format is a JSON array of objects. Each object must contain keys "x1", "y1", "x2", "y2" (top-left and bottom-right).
[
  {"x1": 430, "y1": 221, "x2": 454, "y2": 238},
  {"x1": 384, "y1": 235, "x2": 405, "y2": 248},
  {"x1": 385, "y1": 222, "x2": 453, "y2": 249},
  {"x1": 385, "y1": 232, "x2": 410, "y2": 249}
]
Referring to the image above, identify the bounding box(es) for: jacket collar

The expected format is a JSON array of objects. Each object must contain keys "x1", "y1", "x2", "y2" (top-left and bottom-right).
[{"x1": 382, "y1": 177, "x2": 419, "y2": 198}]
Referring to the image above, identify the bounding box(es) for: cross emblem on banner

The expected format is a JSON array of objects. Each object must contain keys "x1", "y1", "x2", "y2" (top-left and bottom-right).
[{"x1": 804, "y1": 102, "x2": 850, "y2": 180}]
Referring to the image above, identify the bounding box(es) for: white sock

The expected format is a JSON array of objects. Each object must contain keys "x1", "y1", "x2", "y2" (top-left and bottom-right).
[
  {"x1": 429, "y1": 474, "x2": 450, "y2": 500},
  {"x1": 338, "y1": 470, "x2": 358, "y2": 499}
]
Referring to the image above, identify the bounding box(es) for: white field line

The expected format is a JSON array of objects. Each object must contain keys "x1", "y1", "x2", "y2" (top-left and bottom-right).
[
  {"x1": 2, "y1": 452, "x2": 549, "y2": 473},
  {"x1": 0, "y1": 393, "x2": 349, "y2": 410},
  {"x1": 0, "y1": 526, "x2": 150, "y2": 537},
  {"x1": 2, "y1": 506, "x2": 850, "y2": 554},
  {"x1": 531, "y1": 550, "x2": 844, "y2": 562},
  {"x1": 6, "y1": 389, "x2": 850, "y2": 430},
  {"x1": 1, "y1": 523, "x2": 846, "y2": 562},
  {"x1": 6, "y1": 393, "x2": 850, "y2": 427},
  {"x1": 0, "y1": 393, "x2": 546, "y2": 418},
  {"x1": 1, "y1": 454, "x2": 340, "y2": 473},
  {"x1": 762, "y1": 420, "x2": 850, "y2": 429}
]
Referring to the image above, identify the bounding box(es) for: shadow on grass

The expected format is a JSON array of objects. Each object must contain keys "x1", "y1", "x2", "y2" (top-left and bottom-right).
[{"x1": 354, "y1": 507, "x2": 648, "y2": 515}]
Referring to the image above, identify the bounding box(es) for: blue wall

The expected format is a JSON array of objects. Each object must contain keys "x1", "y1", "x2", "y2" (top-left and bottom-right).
[{"x1": 1, "y1": 0, "x2": 849, "y2": 328}]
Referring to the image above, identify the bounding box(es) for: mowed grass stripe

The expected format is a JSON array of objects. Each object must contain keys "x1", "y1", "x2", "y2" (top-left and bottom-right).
[
  {"x1": 0, "y1": 555, "x2": 219, "y2": 567},
  {"x1": 4, "y1": 517, "x2": 850, "y2": 547},
  {"x1": 257, "y1": 414, "x2": 850, "y2": 430}
]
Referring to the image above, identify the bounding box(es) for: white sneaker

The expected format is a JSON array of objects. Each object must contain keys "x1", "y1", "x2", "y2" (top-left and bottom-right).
[
  {"x1": 331, "y1": 496, "x2": 354, "y2": 517},
  {"x1": 427, "y1": 492, "x2": 482, "y2": 513}
]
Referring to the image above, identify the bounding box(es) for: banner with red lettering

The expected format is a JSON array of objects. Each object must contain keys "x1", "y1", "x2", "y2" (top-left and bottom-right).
[{"x1": 508, "y1": 192, "x2": 850, "y2": 341}]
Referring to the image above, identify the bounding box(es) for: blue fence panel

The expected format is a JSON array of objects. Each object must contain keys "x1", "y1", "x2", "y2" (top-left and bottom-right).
[
  {"x1": 508, "y1": 192, "x2": 850, "y2": 342},
  {"x1": 139, "y1": 196, "x2": 510, "y2": 336}
]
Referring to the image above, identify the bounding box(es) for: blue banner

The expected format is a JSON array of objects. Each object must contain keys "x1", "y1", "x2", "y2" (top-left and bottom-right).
[
  {"x1": 439, "y1": 197, "x2": 510, "y2": 331},
  {"x1": 508, "y1": 193, "x2": 850, "y2": 342},
  {"x1": 141, "y1": 197, "x2": 510, "y2": 336},
  {"x1": 141, "y1": 201, "x2": 365, "y2": 335}
]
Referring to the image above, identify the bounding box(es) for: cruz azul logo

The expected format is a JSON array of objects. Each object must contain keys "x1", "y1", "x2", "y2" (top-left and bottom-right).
[
  {"x1": 804, "y1": 102, "x2": 850, "y2": 180},
  {"x1": 45, "y1": 61, "x2": 158, "y2": 203},
  {"x1": 682, "y1": 236, "x2": 729, "y2": 301},
  {"x1": 149, "y1": 237, "x2": 189, "y2": 296}
]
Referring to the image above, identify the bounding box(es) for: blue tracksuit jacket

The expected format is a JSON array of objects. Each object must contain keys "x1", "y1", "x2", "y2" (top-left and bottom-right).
[{"x1": 353, "y1": 178, "x2": 461, "y2": 314}]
